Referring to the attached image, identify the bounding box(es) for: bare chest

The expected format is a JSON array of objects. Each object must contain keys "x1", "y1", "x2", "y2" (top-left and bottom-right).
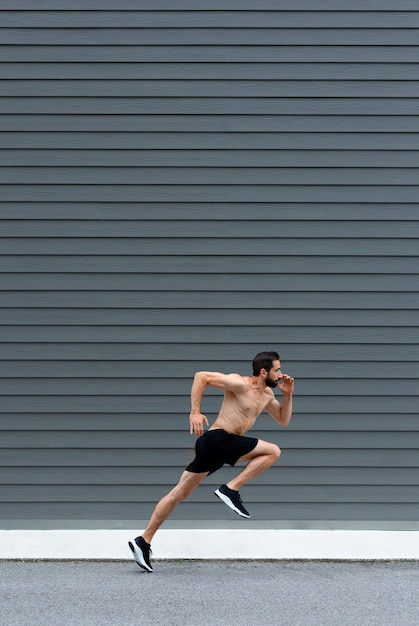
[{"x1": 225, "y1": 387, "x2": 270, "y2": 418}]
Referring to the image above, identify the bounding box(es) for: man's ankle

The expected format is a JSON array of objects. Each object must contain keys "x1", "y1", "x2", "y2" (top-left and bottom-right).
[{"x1": 226, "y1": 483, "x2": 239, "y2": 492}]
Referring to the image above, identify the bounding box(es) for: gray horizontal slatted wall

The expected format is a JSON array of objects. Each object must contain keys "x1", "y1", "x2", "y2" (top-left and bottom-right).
[{"x1": 0, "y1": 0, "x2": 418, "y2": 529}]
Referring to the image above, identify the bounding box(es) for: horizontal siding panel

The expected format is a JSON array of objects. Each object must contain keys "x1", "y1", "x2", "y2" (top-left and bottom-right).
[
  {"x1": 1, "y1": 413, "x2": 417, "y2": 431},
  {"x1": 1, "y1": 431, "x2": 416, "y2": 450},
  {"x1": 0, "y1": 448, "x2": 416, "y2": 468},
  {"x1": 2, "y1": 484, "x2": 417, "y2": 503},
  {"x1": 1, "y1": 376, "x2": 418, "y2": 395},
  {"x1": 2, "y1": 292, "x2": 419, "y2": 309},
  {"x1": 0, "y1": 448, "x2": 192, "y2": 467},
  {"x1": 3, "y1": 149, "x2": 419, "y2": 167},
  {"x1": 3, "y1": 186, "x2": 419, "y2": 204},
  {"x1": 1, "y1": 257, "x2": 418, "y2": 275},
  {"x1": 3, "y1": 133, "x2": 419, "y2": 150},
  {"x1": 0, "y1": 326, "x2": 418, "y2": 344},
  {"x1": 1, "y1": 502, "x2": 417, "y2": 521},
  {"x1": 0, "y1": 396, "x2": 417, "y2": 414},
  {"x1": 2, "y1": 466, "x2": 418, "y2": 486},
  {"x1": 4, "y1": 45, "x2": 419, "y2": 63},
  {"x1": 2, "y1": 28, "x2": 419, "y2": 46},
  {"x1": 10, "y1": 95, "x2": 419, "y2": 117},
  {"x1": 1, "y1": 273, "x2": 419, "y2": 291},
  {"x1": 1, "y1": 360, "x2": 419, "y2": 379},
  {"x1": 1, "y1": 220, "x2": 419, "y2": 238},
  {"x1": 1, "y1": 344, "x2": 417, "y2": 362},
  {"x1": 3, "y1": 12, "x2": 419, "y2": 28},
  {"x1": 3, "y1": 1, "x2": 419, "y2": 11},
  {"x1": 4, "y1": 112, "x2": 419, "y2": 129},
  {"x1": 1, "y1": 238, "x2": 418, "y2": 256},
  {"x1": 9, "y1": 98, "x2": 419, "y2": 116},
  {"x1": 3, "y1": 2, "x2": 419, "y2": 10},
  {"x1": 4, "y1": 168, "x2": 419, "y2": 186},
  {"x1": 3, "y1": 82, "x2": 419, "y2": 98},
  {"x1": 2, "y1": 309, "x2": 419, "y2": 326},
  {"x1": 3, "y1": 64, "x2": 419, "y2": 80},
  {"x1": 2, "y1": 203, "x2": 419, "y2": 221}
]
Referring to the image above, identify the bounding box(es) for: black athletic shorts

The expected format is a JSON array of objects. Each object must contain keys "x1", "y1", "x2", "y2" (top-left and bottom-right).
[{"x1": 185, "y1": 428, "x2": 258, "y2": 475}]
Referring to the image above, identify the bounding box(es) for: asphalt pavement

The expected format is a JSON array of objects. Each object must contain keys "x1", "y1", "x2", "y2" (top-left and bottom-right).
[{"x1": 1, "y1": 559, "x2": 418, "y2": 626}]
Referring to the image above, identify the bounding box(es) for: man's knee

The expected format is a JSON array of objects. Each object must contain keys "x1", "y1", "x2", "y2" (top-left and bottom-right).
[
  {"x1": 270, "y1": 443, "x2": 281, "y2": 462},
  {"x1": 169, "y1": 472, "x2": 205, "y2": 503}
]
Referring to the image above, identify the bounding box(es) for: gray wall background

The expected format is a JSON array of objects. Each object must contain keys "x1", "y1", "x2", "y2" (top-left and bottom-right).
[{"x1": 0, "y1": 1, "x2": 418, "y2": 529}]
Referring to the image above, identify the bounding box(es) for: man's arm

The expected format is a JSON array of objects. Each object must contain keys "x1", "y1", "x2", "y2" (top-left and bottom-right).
[
  {"x1": 189, "y1": 371, "x2": 246, "y2": 437},
  {"x1": 265, "y1": 374, "x2": 295, "y2": 427}
]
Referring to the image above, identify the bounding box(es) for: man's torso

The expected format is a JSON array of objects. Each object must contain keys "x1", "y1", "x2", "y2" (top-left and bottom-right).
[{"x1": 210, "y1": 376, "x2": 273, "y2": 435}]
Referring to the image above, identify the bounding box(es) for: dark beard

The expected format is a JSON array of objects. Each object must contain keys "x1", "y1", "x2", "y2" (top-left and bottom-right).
[{"x1": 265, "y1": 378, "x2": 279, "y2": 389}]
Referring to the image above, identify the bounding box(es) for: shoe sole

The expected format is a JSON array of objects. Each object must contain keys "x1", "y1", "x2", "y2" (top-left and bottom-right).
[
  {"x1": 214, "y1": 489, "x2": 250, "y2": 518},
  {"x1": 128, "y1": 541, "x2": 153, "y2": 572}
]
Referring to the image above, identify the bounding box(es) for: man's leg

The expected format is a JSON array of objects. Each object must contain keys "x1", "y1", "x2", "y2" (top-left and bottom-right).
[
  {"x1": 142, "y1": 469, "x2": 208, "y2": 544},
  {"x1": 227, "y1": 439, "x2": 281, "y2": 491},
  {"x1": 214, "y1": 440, "x2": 280, "y2": 518}
]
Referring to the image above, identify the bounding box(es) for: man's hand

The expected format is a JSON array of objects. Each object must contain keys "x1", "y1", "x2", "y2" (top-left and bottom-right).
[
  {"x1": 278, "y1": 374, "x2": 295, "y2": 396},
  {"x1": 189, "y1": 411, "x2": 209, "y2": 437}
]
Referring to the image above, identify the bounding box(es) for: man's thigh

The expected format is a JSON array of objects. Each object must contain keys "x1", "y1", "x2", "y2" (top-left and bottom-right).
[{"x1": 236, "y1": 438, "x2": 280, "y2": 462}]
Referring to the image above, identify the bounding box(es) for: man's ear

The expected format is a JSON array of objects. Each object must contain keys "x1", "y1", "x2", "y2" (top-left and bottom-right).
[{"x1": 260, "y1": 368, "x2": 268, "y2": 379}]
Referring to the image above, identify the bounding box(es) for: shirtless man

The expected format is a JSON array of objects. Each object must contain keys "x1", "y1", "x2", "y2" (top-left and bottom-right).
[{"x1": 129, "y1": 351, "x2": 295, "y2": 572}]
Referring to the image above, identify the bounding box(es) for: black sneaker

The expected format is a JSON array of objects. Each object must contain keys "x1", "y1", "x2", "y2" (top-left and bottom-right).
[
  {"x1": 128, "y1": 536, "x2": 153, "y2": 572},
  {"x1": 214, "y1": 484, "x2": 250, "y2": 518}
]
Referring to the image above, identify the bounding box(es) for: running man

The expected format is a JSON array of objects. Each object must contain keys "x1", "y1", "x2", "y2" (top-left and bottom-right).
[{"x1": 129, "y1": 350, "x2": 295, "y2": 571}]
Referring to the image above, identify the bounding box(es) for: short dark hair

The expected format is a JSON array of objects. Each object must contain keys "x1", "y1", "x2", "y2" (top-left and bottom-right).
[{"x1": 252, "y1": 351, "x2": 280, "y2": 376}]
